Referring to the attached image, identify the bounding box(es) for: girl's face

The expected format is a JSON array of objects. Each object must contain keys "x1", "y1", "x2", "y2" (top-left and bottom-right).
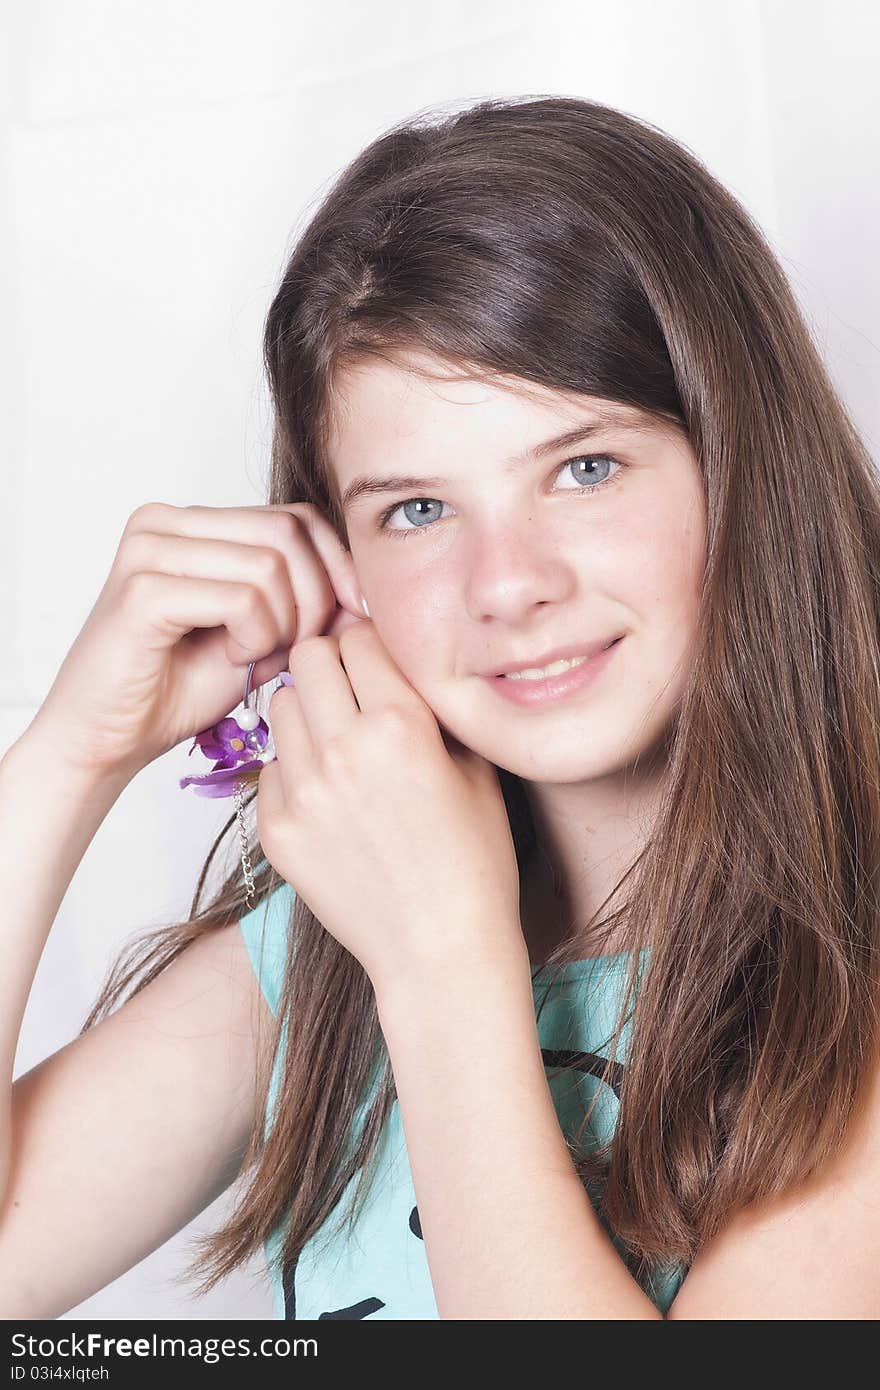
[{"x1": 327, "y1": 351, "x2": 706, "y2": 783}]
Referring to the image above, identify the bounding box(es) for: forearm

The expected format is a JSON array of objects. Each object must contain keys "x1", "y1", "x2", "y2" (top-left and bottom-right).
[
  {"x1": 0, "y1": 730, "x2": 131, "y2": 1184},
  {"x1": 375, "y1": 941, "x2": 662, "y2": 1320}
]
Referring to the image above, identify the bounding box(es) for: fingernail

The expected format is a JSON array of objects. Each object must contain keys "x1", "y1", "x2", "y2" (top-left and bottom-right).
[
  {"x1": 276, "y1": 671, "x2": 295, "y2": 687},
  {"x1": 361, "y1": 597, "x2": 370, "y2": 618}
]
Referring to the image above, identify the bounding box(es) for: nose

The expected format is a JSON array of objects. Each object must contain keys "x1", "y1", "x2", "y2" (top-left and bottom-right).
[{"x1": 462, "y1": 521, "x2": 574, "y2": 624}]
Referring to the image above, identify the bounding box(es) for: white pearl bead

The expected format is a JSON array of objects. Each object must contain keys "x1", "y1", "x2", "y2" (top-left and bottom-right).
[{"x1": 237, "y1": 707, "x2": 260, "y2": 731}]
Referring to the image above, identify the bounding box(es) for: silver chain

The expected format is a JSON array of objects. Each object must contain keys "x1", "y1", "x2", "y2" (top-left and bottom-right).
[
  {"x1": 233, "y1": 778, "x2": 257, "y2": 912},
  {"x1": 234, "y1": 660, "x2": 261, "y2": 913}
]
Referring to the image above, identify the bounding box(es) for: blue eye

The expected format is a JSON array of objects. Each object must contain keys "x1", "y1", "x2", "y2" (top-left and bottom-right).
[{"x1": 376, "y1": 454, "x2": 624, "y2": 540}]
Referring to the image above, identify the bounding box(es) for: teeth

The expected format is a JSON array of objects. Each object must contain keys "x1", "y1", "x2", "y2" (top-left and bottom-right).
[{"x1": 503, "y1": 654, "x2": 591, "y2": 681}]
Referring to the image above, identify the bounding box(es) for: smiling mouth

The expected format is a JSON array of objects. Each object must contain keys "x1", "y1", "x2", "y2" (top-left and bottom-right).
[
  {"x1": 486, "y1": 636, "x2": 624, "y2": 680},
  {"x1": 501, "y1": 652, "x2": 600, "y2": 681},
  {"x1": 483, "y1": 635, "x2": 625, "y2": 707}
]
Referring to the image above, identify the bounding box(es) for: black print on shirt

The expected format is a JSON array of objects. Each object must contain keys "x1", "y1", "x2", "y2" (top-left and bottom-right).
[
  {"x1": 282, "y1": 1046, "x2": 623, "y2": 1318},
  {"x1": 542, "y1": 1047, "x2": 625, "y2": 1099},
  {"x1": 318, "y1": 1297, "x2": 386, "y2": 1319}
]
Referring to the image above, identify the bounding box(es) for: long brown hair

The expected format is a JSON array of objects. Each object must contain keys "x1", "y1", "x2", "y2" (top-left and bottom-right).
[{"x1": 81, "y1": 95, "x2": 880, "y2": 1301}]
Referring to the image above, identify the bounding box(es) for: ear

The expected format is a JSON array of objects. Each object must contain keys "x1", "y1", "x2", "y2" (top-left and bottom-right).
[{"x1": 323, "y1": 605, "x2": 367, "y2": 638}]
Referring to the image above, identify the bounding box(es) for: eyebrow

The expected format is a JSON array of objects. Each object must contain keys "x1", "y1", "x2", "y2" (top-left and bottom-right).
[{"x1": 339, "y1": 410, "x2": 648, "y2": 512}]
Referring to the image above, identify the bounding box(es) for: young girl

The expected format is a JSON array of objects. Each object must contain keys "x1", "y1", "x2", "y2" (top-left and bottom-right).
[{"x1": 2, "y1": 95, "x2": 878, "y2": 1321}]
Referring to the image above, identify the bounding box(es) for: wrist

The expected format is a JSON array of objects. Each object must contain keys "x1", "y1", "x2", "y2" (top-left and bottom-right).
[
  {"x1": 1, "y1": 723, "x2": 136, "y2": 804},
  {"x1": 372, "y1": 932, "x2": 531, "y2": 1017}
]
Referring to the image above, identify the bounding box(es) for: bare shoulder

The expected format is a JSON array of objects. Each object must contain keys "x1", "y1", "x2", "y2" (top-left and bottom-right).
[{"x1": 668, "y1": 1035, "x2": 880, "y2": 1319}]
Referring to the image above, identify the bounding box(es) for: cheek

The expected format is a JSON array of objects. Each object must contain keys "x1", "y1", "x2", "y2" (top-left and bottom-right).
[
  {"x1": 611, "y1": 494, "x2": 704, "y2": 624},
  {"x1": 365, "y1": 579, "x2": 450, "y2": 680},
  {"x1": 367, "y1": 551, "x2": 456, "y2": 628}
]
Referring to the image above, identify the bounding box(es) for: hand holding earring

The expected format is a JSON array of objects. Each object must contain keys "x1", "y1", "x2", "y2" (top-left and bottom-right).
[{"x1": 179, "y1": 594, "x2": 370, "y2": 909}]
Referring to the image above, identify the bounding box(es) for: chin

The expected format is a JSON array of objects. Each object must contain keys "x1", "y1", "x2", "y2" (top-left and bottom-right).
[
  {"x1": 509, "y1": 758, "x2": 618, "y2": 785},
  {"x1": 441, "y1": 736, "x2": 611, "y2": 785}
]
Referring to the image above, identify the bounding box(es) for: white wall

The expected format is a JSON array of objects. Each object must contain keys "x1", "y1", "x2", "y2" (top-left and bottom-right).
[{"x1": 2, "y1": 0, "x2": 877, "y2": 1320}]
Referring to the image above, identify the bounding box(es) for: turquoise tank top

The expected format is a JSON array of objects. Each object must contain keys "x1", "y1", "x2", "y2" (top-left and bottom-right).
[{"x1": 239, "y1": 881, "x2": 687, "y2": 1318}]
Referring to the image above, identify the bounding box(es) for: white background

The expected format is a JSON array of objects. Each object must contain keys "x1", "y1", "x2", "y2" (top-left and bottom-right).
[{"x1": 2, "y1": 0, "x2": 877, "y2": 1320}]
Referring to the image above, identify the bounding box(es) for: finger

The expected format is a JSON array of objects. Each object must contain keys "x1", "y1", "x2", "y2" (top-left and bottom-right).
[
  {"x1": 121, "y1": 501, "x2": 354, "y2": 647},
  {"x1": 177, "y1": 622, "x2": 291, "y2": 690},
  {"x1": 276, "y1": 503, "x2": 364, "y2": 623},
  {"x1": 116, "y1": 532, "x2": 301, "y2": 661},
  {"x1": 266, "y1": 681, "x2": 317, "y2": 796},
  {"x1": 255, "y1": 754, "x2": 287, "y2": 845},
  {"x1": 324, "y1": 604, "x2": 367, "y2": 639},
  {"x1": 286, "y1": 634, "x2": 360, "y2": 741},
  {"x1": 334, "y1": 620, "x2": 426, "y2": 715},
  {"x1": 117, "y1": 569, "x2": 280, "y2": 665}
]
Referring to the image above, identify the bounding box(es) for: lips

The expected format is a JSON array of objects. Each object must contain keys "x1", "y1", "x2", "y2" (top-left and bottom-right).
[{"x1": 485, "y1": 636, "x2": 623, "y2": 678}]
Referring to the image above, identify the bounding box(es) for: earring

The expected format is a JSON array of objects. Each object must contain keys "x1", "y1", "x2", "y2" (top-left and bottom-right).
[{"x1": 179, "y1": 661, "x2": 293, "y2": 910}]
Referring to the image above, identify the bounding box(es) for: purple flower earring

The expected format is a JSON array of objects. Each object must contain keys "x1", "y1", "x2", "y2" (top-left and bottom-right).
[{"x1": 180, "y1": 662, "x2": 294, "y2": 909}]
